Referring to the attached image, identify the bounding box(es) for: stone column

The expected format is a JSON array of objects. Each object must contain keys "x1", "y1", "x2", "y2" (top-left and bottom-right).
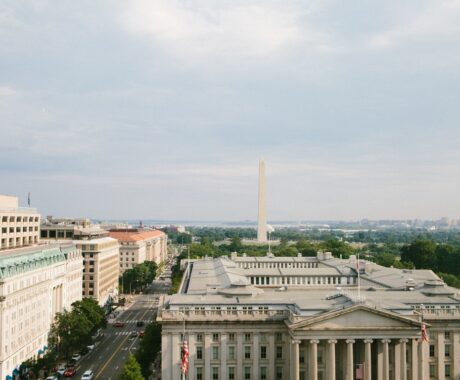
[
  {"x1": 254, "y1": 334, "x2": 260, "y2": 380},
  {"x1": 161, "y1": 333, "x2": 172, "y2": 380},
  {"x1": 291, "y1": 340, "x2": 301, "y2": 380},
  {"x1": 188, "y1": 334, "x2": 196, "y2": 380},
  {"x1": 220, "y1": 333, "x2": 227, "y2": 380},
  {"x1": 381, "y1": 339, "x2": 390, "y2": 380},
  {"x1": 237, "y1": 333, "x2": 243, "y2": 380},
  {"x1": 204, "y1": 334, "x2": 211, "y2": 380},
  {"x1": 346, "y1": 339, "x2": 355, "y2": 380},
  {"x1": 418, "y1": 340, "x2": 427, "y2": 380},
  {"x1": 410, "y1": 338, "x2": 418, "y2": 380},
  {"x1": 172, "y1": 333, "x2": 181, "y2": 380},
  {"x1": 437, "y1": 332, "x2": 445, "y2": 380},
  {"x1": 364, "y1": 339, "x2": 373, "y2": 380},
  {"x1": 268, "y1": 333, "x2": 275, "y2": 380},
  {"x1": 310, "y1": 340, "x2": 319, "y2": 380},
  {"x1": 453, "y1": 332, "x2": 460, "y2": 380},
  {"x1": 399, "y1": 339, "x2": 408, "y2": 380},
  {"x1": 327, "y1": 339, "x2": 337, "y2": 380}
]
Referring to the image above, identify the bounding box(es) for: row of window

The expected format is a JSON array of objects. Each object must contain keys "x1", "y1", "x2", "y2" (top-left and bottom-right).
[
  {"x1": 1, "y1": 216, "x2": 39, "y2": 222},
  {"x1": 194, "y1": 345, "x2": 284, "y2": 361},
  {"x1": 238, "y1": 262, "x2": 318, "y2": 269},
  {"x1": 429, "y1": 344, "x2": 452, "y2": 357},
  {"x1": 430, "y1": 363, "x2": 451, "y2": 378},
  {"x1": 191, "y1": 332, "x2": 284, "y2": 343},
  {"x1": 1, "y1": 226, "x2": 38, "y2": 233},
  {"x1": 195, "y1": 366, "x2": 283, "y2": 380}
]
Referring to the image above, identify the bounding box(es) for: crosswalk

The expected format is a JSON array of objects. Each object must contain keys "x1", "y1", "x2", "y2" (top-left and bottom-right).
[
  {"x1": 114, "y1": 331, "x2": 142, "y2": 336},
  {"x1": 116, "y1": 319, "x2": 155, "y2": 324}
]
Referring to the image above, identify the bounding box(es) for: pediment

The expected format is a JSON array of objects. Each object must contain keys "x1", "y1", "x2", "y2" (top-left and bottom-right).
[{"x1": 290, "y1": 304, "x2": 422, "y2": 332}]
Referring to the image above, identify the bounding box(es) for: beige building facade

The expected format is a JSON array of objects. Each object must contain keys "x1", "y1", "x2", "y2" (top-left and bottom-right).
[
  {"x1": 159, "y1": 253, "x2": 460, "y2": 380},
  {"x1": 75, "y1": 237, "x2": 119, "y2": 307},
  {"x1": 0, "y1": 243, "x2": 82, "y2": 379},
  {"x1": 108, "y1": 229, "x2": 168, "y2": 273},
  {"x1": 0, "y1": 195, "x2": 40, "y2": 250}
]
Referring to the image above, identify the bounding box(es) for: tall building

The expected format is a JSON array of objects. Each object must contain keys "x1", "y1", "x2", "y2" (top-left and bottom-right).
[
  {"x1": 159, "y1": 252, "x2": 460, "y2": 380},
  {"x1": 257, "y1": 160, "x2": 267, "y2": 242},
  {"x1": 108, "y1": 229, "x2": 168, "y2": 273},
  {"x1": 0, "y1": 243, "x2": 82, "y2": 379},
  {"x1": 0, "y1": 194, "x2": 40, "y2": 250},
  {"x1": 73, "y1": 227, "x2": 120, "y2": 308}
]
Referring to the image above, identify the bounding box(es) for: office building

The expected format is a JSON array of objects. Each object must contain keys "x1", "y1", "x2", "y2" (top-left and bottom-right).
[
  {"x1": 108, "y1": 229, "x2": 168, "y2": 273},
  {"x1": 0, "y1": 243, "x2": 82, "y2": 379},
  {"x1": 0, "y1": 195, "x2": 40, "y2": 250},
  {"x1": 159, "y1": 252, "x2": 460, "y2": 380}
]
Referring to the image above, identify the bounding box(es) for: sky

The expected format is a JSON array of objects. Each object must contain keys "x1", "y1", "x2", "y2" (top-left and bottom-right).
[{"x1": 1, "y1": 0, "x2": 460, "y2": 221}]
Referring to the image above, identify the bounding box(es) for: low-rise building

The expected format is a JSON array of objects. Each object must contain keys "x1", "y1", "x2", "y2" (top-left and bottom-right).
[
  {"x1": 159, "y1": 252, "x2": 460, "y2": 380},
  {"x1": 108, "y1": 229, "x2": 167, "y2": 273},
  {"x1": 0, "y1": 243, "x2": 82, "y2": 379},
  {"x1": 40, "y1": 216, "x2": 91, "y2": 240},
  {"x1": 0, "y1": 195, "x2": 40, "y2": 250}
]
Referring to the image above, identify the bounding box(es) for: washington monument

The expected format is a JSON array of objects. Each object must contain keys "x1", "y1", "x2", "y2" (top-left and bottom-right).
[{"x1": 257, "y1": 159, "x2": 267, "y2": 242}]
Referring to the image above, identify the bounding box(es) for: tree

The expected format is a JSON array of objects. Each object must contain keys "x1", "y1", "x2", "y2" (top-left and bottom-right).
[
  {"x1": 401, "y1": 240, "x2": 437, "y2": 269},
  {"x1": 72, "y1": 297, "x2": 106, "y2": 333},
  {"x1": 120, "y1": 353, "x2": 144, "y2": 380},
  {"x1": 136, "y1": 322, "x2": 162, "y2": 378}
]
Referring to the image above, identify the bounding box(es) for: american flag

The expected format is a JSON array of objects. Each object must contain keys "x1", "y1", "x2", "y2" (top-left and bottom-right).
[
  {"x1": 421, "y1": 323, "x2": 429, "y2": 343},
  {"x1": 181, "y1": 339, "x2": 189, "y2": 374}
]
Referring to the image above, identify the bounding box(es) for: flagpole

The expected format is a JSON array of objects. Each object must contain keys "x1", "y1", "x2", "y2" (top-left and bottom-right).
[{"x1": 357, "y1": 252, "x2": 361, "y2": 301}]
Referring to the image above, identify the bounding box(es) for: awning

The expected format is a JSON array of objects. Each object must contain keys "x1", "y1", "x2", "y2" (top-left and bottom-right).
[
  {"x1": 6, "y1": 375, "x2": 13, "y2": 380},
  {"x1": 38, "y1": 349, "x2": 44, "y2": 354},
  {"x1": 12, "y1": 369, "x2": 19, "y2": 375}
]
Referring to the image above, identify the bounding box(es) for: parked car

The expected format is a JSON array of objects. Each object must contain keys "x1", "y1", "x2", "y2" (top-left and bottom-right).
[
  {"x1": 138, "y1": 330, "x2": 145, "y2": 338},
  {"x1": 113, "y1": 321, "x2": 125, "y2": 327},
  {"x1": 46, "y1": 376, "x2": 58, "y2": 380},
  {"x1": 64, "y1": 367, "x2": 77, "y2": 377},
  {"x1": 71, "y1": 353, "x2": 82, "y2": 361},
  {"x1": 87, "y1": 344, "x2": 95, "y2": 351},
  {"x1": 130, "y1": 331, "x2": 138, "y2": 338},
  {"x1": 79, "y1": 346, "x2": 89, "y2": 355},
  {"x1": 136, "y1": 320, "x2": 144, "y2": 327},
  {"x1": 57, "y1": 364, "x2": 67, "y2": 375},
  {"x1": 81, "y1": 370, "x2": 94, "y2": 380}
]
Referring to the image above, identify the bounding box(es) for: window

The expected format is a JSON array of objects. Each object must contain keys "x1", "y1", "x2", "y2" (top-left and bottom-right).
[
  {"x1": 228, "y1": 367, "x2": 235, "y2": 380},
  {"x1": 276, "y1": 346, "x2": 283, "y2": 359},
  {"x1": 275, "y1": 333, "x2": 282, "y2": 342},
  {"x1": 196, "y1": 333, "x2": 203, "y2": 342},
  {"x1": 244, "y1": 367, "x2": 251, "y2": 380},
  {"x1": 196, "y1": 367, "x2": 203, "y2": 380},
  {"x1": 429, "y1": 345, "x2": 435, "y2": 357},
  {"x1": 430, "y1": 364, "x2": 436, "y2": 377},
  {"x1": 212, "y1": 346, "x2": 219, "y2": 360},
  {"x1": 244, "y1": 333, "x2": 251, "y2": 342},
  {"x1": 260, "y1": 367, "x2": 267, "y2": 380},
  {"x1": 445, "y1": 345, "x2": 451, "y2": 357},
  {"x1": 444, "y1": 331, "x2": 451, "y2": 339},
  {"x1": 276, "y1": 366, "x2": 283, "y2": 380},
  {"x1": 260, "y1": 346, "x2": 267, "y2": 359},
  {"x1": 244, "y1": 346, "x2": 251, "y2": 359},
  {"x1": 212, "y1": 333, "x2": 219, "y2": 342},
  {"x1": 196, "y1": 346, "x2": 203, "y2": 360},
  {"x1": 228, "y1": 333, "x2": 235, "y2": 342},
  {"x1": 445, "y1": 364, "x2": 451, "y2": 378},
  {"x1": 228, "y1": 346, "x2": 235, "y2": 360},
  {"x1": 212, "y1": 367, "x2": 219, "y2": 380}
]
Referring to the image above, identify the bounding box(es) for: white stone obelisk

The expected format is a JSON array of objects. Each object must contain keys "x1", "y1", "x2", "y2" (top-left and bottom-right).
[{"x1": 257, "y1": 160, "x2": 268, "y2": 242}]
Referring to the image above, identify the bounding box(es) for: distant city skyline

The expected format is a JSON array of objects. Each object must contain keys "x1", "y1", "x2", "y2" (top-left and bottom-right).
[{"x1": 1, "y1": 1, "x2": 459, "y2": 220}]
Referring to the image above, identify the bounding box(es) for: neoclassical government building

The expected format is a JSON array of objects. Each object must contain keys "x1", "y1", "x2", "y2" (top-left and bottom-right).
[{"x1": 158, "y1": 252, "x2": 460, "y2": 380}]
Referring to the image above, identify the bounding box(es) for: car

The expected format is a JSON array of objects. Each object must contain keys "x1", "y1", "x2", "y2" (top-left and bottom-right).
[
  {"x1": 64, "y1": 367, "x2": 77, "y2": 377},
  {"x1": 79, "y1": 346, "x2": 89, "y2": 355},
  {"x1": 136, "y1": 320, "x2": 144, "y2": 327},
  {"x1": 130, "y1": 331, "x2": 138, "y2": 338},
  {"x1": 71, "y1": 353, "x2": 81, "y2": 361},
  {"x1": 57, "y1": 364, "x2": 67, "y2": 375},
  {"x1": 113, "y1": 321, "x2": 125, "y2": 327},
  {"x1": 87, "y1": 344, "x2": 95, "y2": 351},
  {"x1": 138, "y1": 330, "x2": 145, "y2": 338},
  {"x1": 81, "y1": 370, "x2": 94, "y2": 380},
  {"x1": 46, "y1": 376, "x2": 58, "y2": 380}
]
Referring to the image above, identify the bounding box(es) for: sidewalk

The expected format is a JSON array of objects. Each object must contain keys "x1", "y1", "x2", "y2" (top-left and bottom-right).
[{"x1": 107, "y1": 296, "x2": 137, "y2": 323}]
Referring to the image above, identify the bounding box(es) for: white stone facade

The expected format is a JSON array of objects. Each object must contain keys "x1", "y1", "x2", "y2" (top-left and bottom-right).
[
  {"x1": 159, "y1": 253, "x2": 460, "y2": 380},
  {"x1": 0, "y1": 195, "x2": 40, "y2": 250},
  {"x1": 0, "y1": 243, "x2": 82, "y2": 379}
]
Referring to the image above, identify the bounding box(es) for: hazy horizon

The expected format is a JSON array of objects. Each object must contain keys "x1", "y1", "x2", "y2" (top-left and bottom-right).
[{"x1": 1, "y1": 1, "x2": 459, "y2": 221}]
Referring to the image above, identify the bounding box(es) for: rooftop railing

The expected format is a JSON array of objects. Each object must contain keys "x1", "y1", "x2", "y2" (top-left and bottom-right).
[{"x1": 159, "y1": 309, "x2": 289, "y2": 322}]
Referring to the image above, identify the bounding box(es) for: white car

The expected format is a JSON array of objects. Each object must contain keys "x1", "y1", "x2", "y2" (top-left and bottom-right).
[
  {"x1": 56, "y1": 364, "x2": 66, "y2": 375},
  {"x1": 46, "y1": 377, "x2": 58, "y2": 380},
  {"x1": 81, "y1": 370, "x2": 94, "y2": 380},
  {"x1": 71, "y1": 353, "x2": 82, "y2": 361}
]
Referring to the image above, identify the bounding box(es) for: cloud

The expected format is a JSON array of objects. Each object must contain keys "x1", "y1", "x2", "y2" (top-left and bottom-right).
[{"x1": 118, "y1": 0, "x2": 328, "y2": 63}]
